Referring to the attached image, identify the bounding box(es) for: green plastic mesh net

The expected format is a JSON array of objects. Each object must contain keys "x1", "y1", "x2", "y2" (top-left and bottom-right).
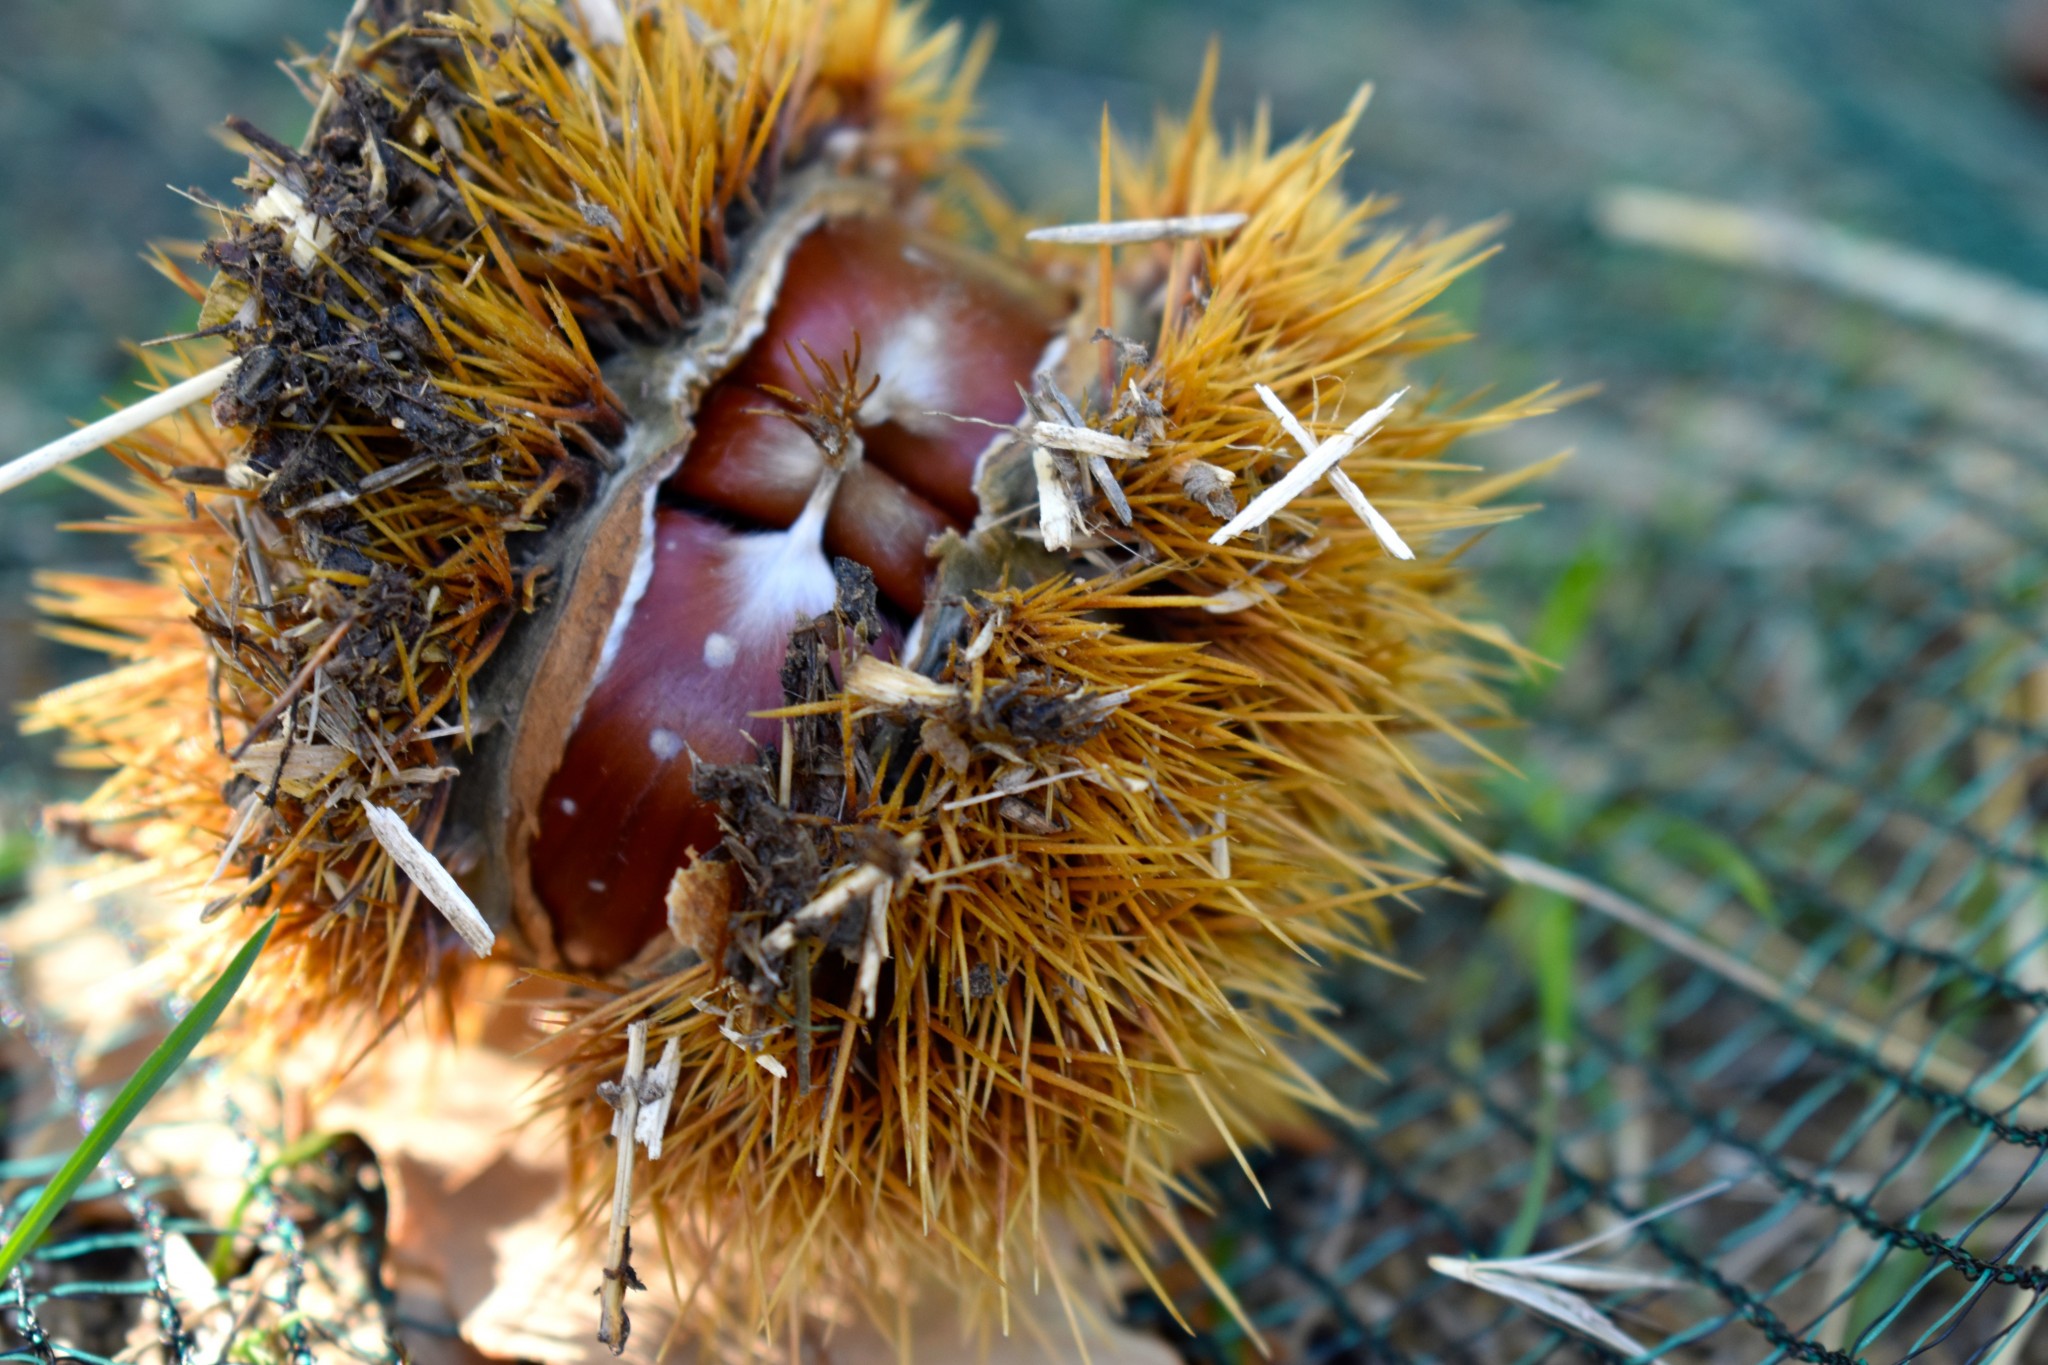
[
  {"x1": 1120, "y1": 215, "x2": 2048, "y2": 1361},
  {"x1": 0, "y1": 900, "x2": 403, "y2": 1365}
]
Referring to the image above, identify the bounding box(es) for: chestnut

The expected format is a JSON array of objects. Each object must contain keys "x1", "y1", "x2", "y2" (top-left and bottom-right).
[
  {"x1": 10, "y1": 4, "x2": 1539, "y2": 1347},
  {"x1": 529, "y1": 215, "x2": 1067, "y2": 970}
]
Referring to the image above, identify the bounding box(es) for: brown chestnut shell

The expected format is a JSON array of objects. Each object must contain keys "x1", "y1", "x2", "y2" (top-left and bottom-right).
[{"x1": 455, "y1": 172, "x2": 1073, "y2": 972}]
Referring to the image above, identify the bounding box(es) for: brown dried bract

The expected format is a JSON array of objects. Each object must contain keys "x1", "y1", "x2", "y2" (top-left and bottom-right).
[{"x1": 688, "y1": 561, "x2": 903, "y2": 1000}]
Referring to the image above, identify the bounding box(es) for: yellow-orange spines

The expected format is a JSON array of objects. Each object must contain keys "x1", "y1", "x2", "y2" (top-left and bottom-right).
[
  {"x1": 24, "y1": 0, "x2": 991, "y2": 1036},
  {"x1": 542, "y1": 83, "x2": 1556, "y2": 1351},
  {"x1": 26, "y1": 1, "x2": 1555, "y2": 1353},
  {"x1": 1107, "y1": 87, "x2": 1556, "y2": 866},
  {"x1": 424, "y1": 0, "x2": 986, "y2": 333}
]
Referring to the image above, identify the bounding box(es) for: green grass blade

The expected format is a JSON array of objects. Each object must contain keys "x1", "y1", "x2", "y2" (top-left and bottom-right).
[
  {"x1": 205, "y1": 1130, "x2": 340, "y2": 1282},
  {"x1": 1496, "y1": 884, "x2": 1575, "y2": 1258},
  {"x1": 1522, "y1": 532, "x2": 1613, "y2": 691},
  {"x1": 0, "y1": 912, "x2": 276, "y2": 1283}
]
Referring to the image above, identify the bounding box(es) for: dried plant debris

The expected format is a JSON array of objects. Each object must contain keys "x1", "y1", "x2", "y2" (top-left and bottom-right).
[
  {"x1": 844, "y1": 655, "x2": 1127, "y2": 788},
  {"x1": 689, "y1": 565, "x2": 916, "y2": 1004}
]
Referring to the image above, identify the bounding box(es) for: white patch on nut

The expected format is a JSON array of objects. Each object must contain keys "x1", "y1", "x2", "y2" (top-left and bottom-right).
[
  {"x1": 703, "y1": 632, "x2": 737, "y2": 669},
  {"x1": 860, "y1": 311, "x2": 956, "y2": 434},
  {"x1": 649, "y1": 728, "x2": 684, "y2": 761}
]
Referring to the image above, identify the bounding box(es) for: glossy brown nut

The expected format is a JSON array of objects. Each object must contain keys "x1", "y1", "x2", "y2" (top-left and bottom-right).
[
  {"x1": 532, "y1": 215, "x2": 1067, "y2": 970},
  {"x1": 672, "y1": 384, "x2": 955, "y2": 614},
  {"x1": 730, "y1": 216, "x2": 1069, "y2": 520},
  {"x1": 670, "y1": 215, "x2": 1071, "y2": 551},
  {"x1": 530, "y1": 507, "x2": 836, "y2": 969}
]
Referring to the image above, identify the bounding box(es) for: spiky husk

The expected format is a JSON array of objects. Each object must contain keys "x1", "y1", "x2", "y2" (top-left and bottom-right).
[
  {"x1": 27, "y1": 0, "x2": 988, "y2": 1046},
  {"x1": 542, "y1": 84, "x2": 1557, "y2": 1349},
  {"x1": 27, "y1": 0, "x2": 1557, "y2": 1351}
]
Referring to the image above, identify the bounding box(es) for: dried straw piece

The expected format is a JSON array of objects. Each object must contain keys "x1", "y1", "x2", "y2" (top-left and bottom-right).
[
  {"x1": 248, "y1": 184, "x2": 336, "y2": 271},
  {"x1": 359, "y1": 800, "x2": 494, "y2": 957},
  {"x1": 854, "y1": 881, "x2": 891, "y2": 1019},
  {"x1": 1209, "y1": 385, "x2": 1410, "y2": 551},
  {"x1": 1028, "y1": 420, "x2": 1147, "y2": 462},
  {"x1": 1595, "y1": 185, "x2": 2048, "y2": 362},
  {"x1": 1026, "y1": 212, "x2": 1249, "y2": 245},
  {"x1": 758, "y1": 863, "x2": 890, "y2": 957},
  {"x1": 1254, "y1": 382, "x2": 1414, "y2": 556},
  {"x1": 843, "y1": 655, "x2": 962, "y2": 706},
  {"x1": 629, "y1": 1037, "x2": 681, "y2": 1158},
  {"x1": 1032, "y1": 446, "x2": 1081, "y2": 550},
  {"x1": 596, "y1": 1021, "x2": 649, "y2": 1355},
  {"x1": 570, "y1": 0, "x2": 630, "y2": 46},
  {"x1": 0, "y1": 361, "x2": 237, "y2": 498},
  {"x1": 1325, "y1": 468, "x2": 1412, "y2": 559}
]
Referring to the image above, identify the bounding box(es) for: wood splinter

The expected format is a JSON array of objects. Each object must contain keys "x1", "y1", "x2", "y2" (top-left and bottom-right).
[
  {"x1": 360, "y1": 800, "x2": 495, "y2": 956},
  {"x1": 596, "y1": 1019, "x2": 652, "y2": 1354}
]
